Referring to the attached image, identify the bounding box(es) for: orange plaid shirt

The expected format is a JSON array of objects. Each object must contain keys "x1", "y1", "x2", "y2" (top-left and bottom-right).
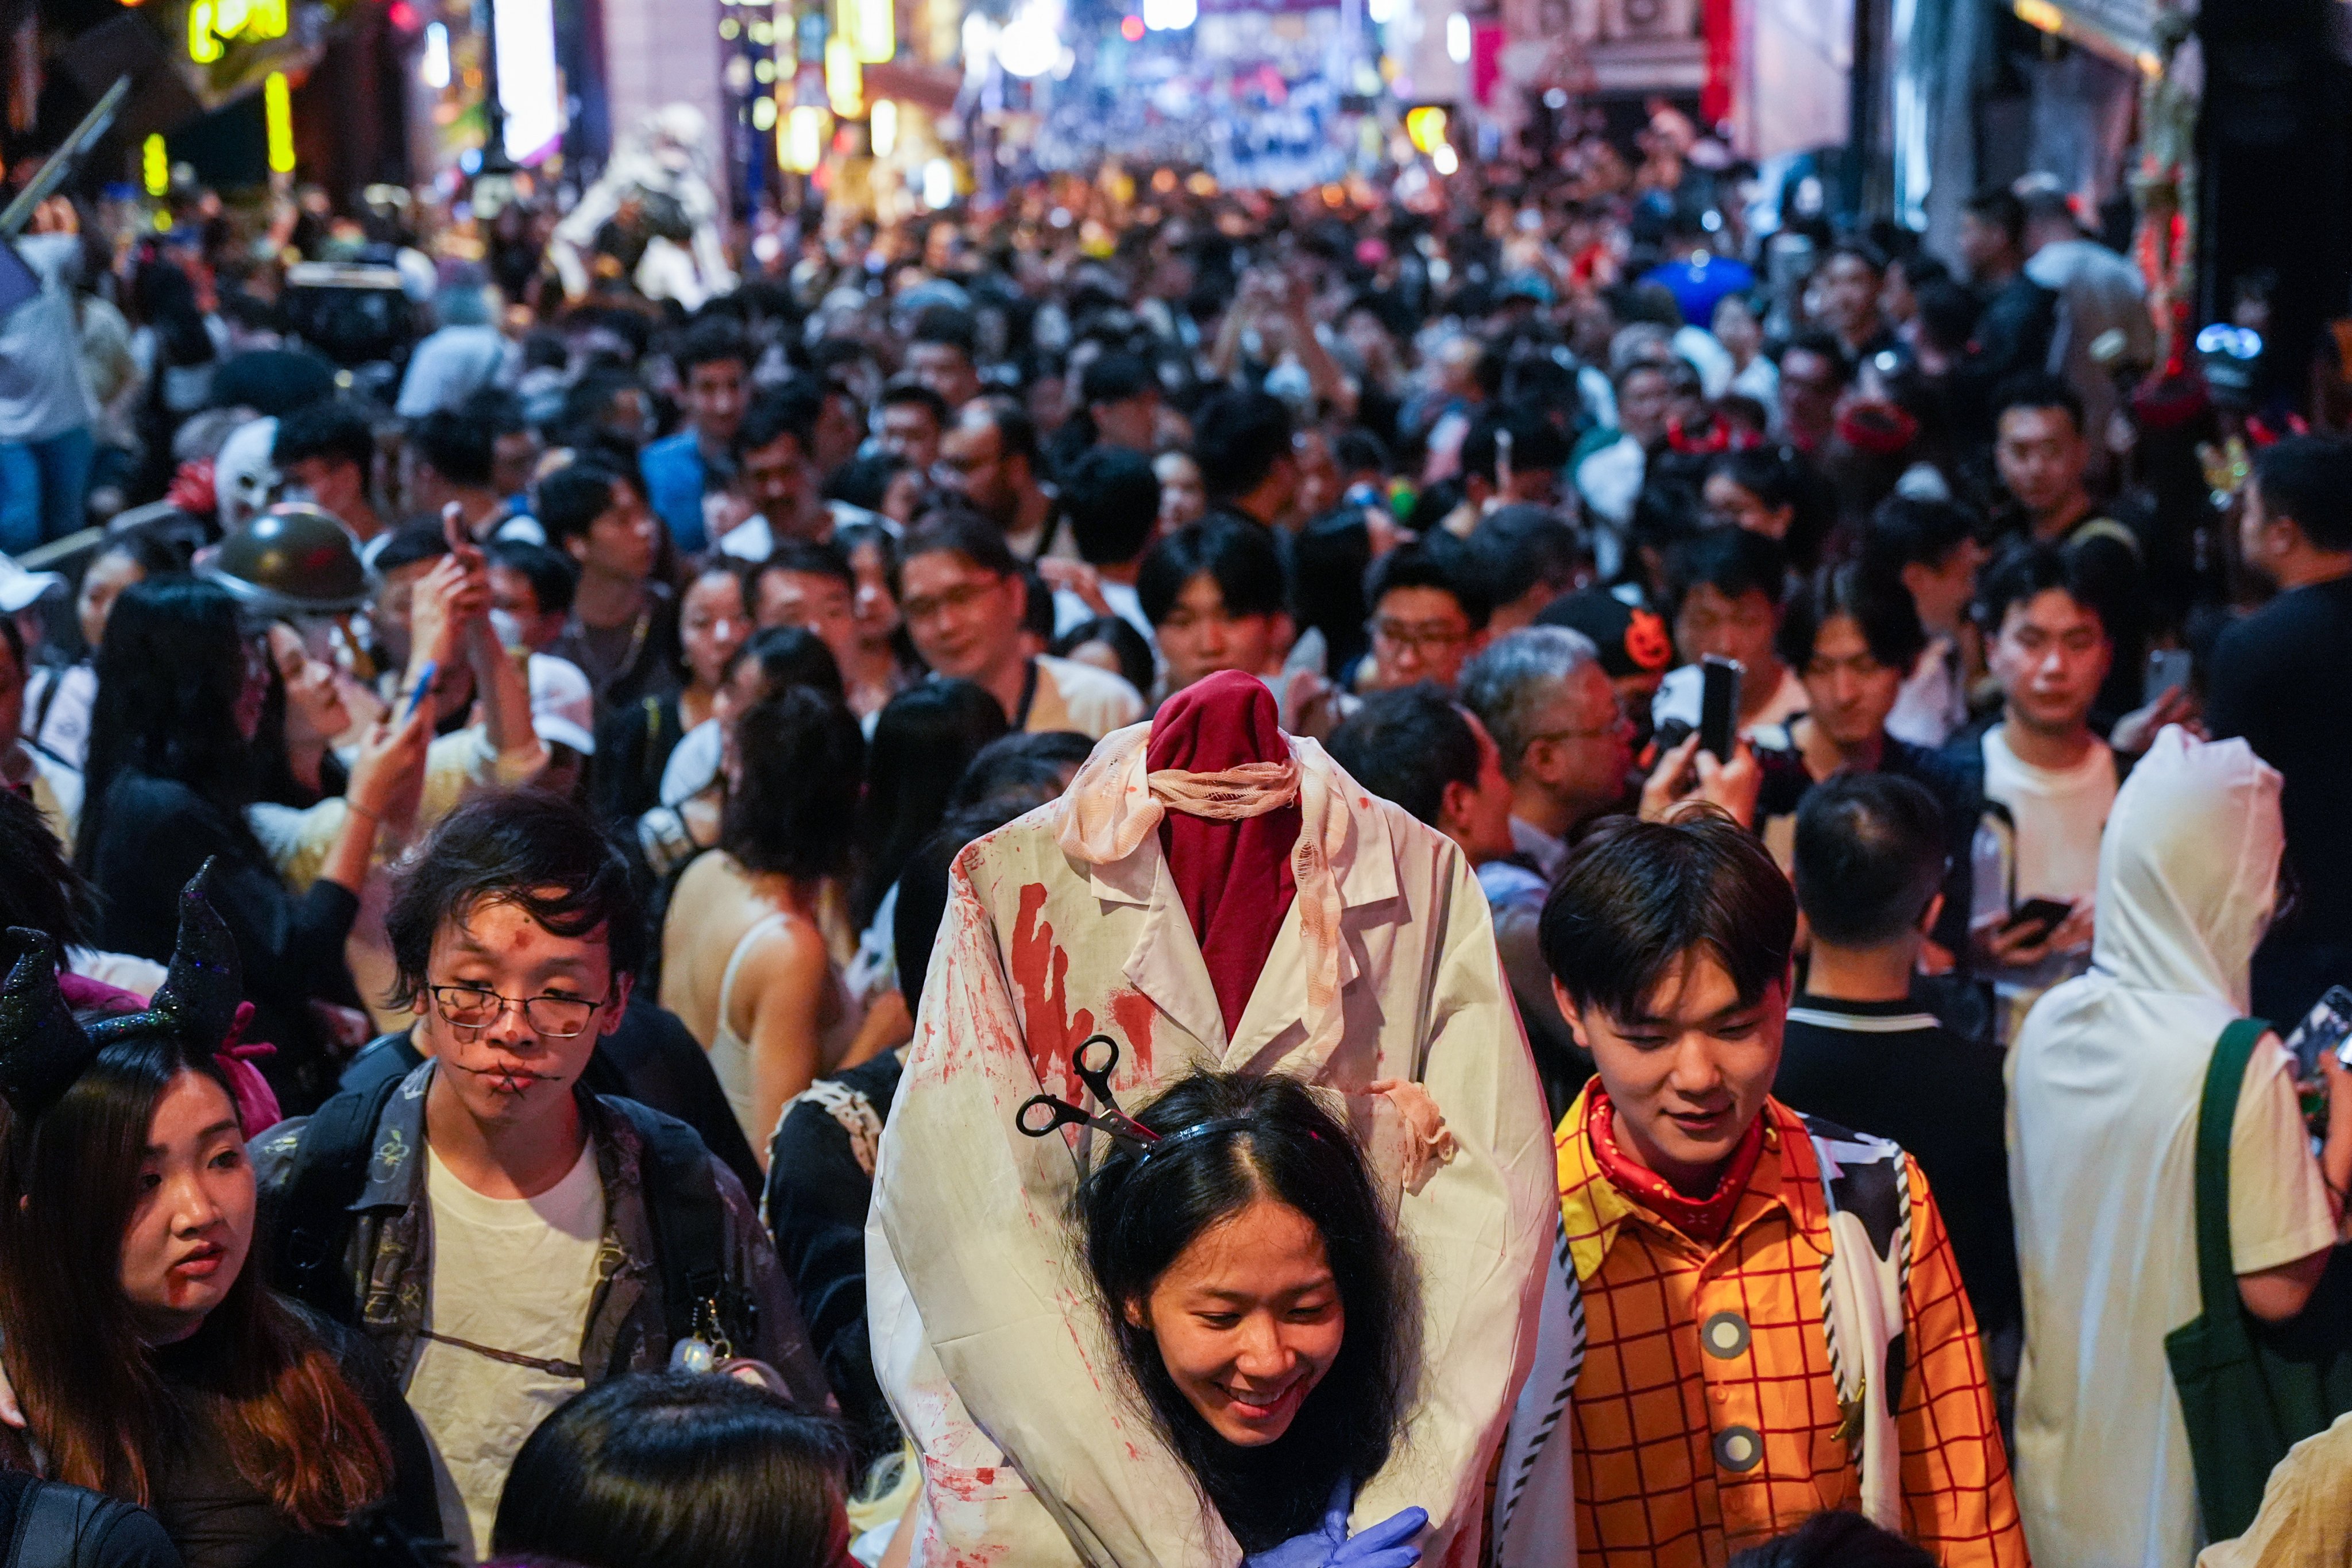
[{"x1": 1558, "y1": 1087, "x2": 2029, "y2": 1567}]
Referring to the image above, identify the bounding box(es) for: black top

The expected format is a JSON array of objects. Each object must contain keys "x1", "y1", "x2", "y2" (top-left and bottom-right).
[
  {"x1": 338, "y1": 991, "x2": 759, "y2": 1192},
  {"x1": 145, "y1": 1303, "x2": 441, "y2": 1568},
  {"x1": 2206, "y1": 576, "x2": 2352, "y2": 1022},
  {"x1": 548, "y1": 583, "x2": 681, "y2": 711},
  {"x1": 589, "y1": 691, "x2": 688, "y2": 827},
  {"x1": 762, "y1": 1049, "x2": 905, "y2": 1470},
  {"x1": 1771, "y1": 992, "x2": 2019, "y2": 1340},
  {"x1": 0, "y1": 1472, "x2": 182, "y2": 1568},
  {"x1": 84, "y1": 771, "x2": 361, "y2": 1111}
]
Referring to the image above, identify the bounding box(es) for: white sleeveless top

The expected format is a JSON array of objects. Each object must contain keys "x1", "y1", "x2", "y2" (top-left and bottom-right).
[{"x1": 710, "y1": 910, "x2": 863, "y2": 1150}]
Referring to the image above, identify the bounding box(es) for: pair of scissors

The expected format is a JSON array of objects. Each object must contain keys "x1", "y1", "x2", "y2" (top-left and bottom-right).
[{"x1": 1016, "y1": 1033, "x2": 1160, "y2": 1149}]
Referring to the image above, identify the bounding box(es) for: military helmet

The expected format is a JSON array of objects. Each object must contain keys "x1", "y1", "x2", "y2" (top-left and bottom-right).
[{"x1": 198, "y1": 503, "x2": 372, "y2": 618}]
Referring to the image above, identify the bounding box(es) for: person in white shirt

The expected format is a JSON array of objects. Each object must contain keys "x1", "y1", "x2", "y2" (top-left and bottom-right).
[
  {"x1": 1964, "y1": 540, "x2": 2118, "y2": 1042},
  {"x1": 2009, "y1": 727, "x2": 2352, "y2": 1568},
  {"x1": 1574, "y1": 359, "x2": 1675, "y2": 576},
  {"x1": 898, "y1": 511, "x2": 1142, "y2": 739}
]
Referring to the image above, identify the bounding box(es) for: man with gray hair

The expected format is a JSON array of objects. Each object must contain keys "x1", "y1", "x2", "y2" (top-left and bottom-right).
[
  {"x1": 1459, "y1": 625, "x2": 1639, "y2": 1117},
  {"x1": 1459, "y1": 625, "x2": 1638, "y2": 880}
]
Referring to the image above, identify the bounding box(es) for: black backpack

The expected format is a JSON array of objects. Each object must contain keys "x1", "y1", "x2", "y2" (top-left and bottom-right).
[
  {"x1": 1, "y1": 1475, "x2": 179, "y2": 1568},
  {"x1": 269, "y1": 1073, "x2": 756, "y2": 1365}
]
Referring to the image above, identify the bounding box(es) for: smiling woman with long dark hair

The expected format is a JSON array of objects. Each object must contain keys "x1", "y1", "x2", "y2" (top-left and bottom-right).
[{"x1": 1076, "y1": 1071, "x2": 1427, "y2": 1560}]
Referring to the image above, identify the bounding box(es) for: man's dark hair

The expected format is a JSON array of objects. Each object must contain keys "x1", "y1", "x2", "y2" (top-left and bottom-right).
[
  {"x1": 1459, "y1": 403, "x2": 1573, "y2": 485},
  {"x1": 1992, "y1": 372, "x2": 2084, "y2": 435},
  {"x1": 903, "y1": 509, "x2": 1021, "y2": 581},
  {"x1": 1324, "y1": 686, "x2": 1482, "y2": 828},
  {"x1": 967, "y1": 396, "x2": 1041, "y2": 469},
  {"x1": 272, "y1": 399, "x2": 374, "y2": 472},
  {"x1": 1964, "y1": 187, "x2": 2027, "y2": 250},
  {"x1": 1666, "y1": 526, "x2": 1788, "y2": 620},
  {"x1": 1136, "y1": 517, "x2": 1287, "y2": 625},
  {"x1": 879, "y1": 377, "x2": 951, "y2": 429},
  {"x1": 1912, "y1": 280, "x2": 1983, "y2": 357},
  {"x1": 1080, "y1": 350, "x2": 1154, "y2": 407},
  {"x1": 1364, "y1": 534, "x2": 1493, "y2": 631},
  {"x1": 1469, "y1": 504, "x2": 1587, "y2": 609},
  {"x1": 386, "y1": 790, "x2": 646, "y2": 1007},
  {"x1": 760, "y1": 537, "x2": 855, "y2": 592},
  {"x1": 489, "y1": 540, "x2": 580, "y2": 620},
  {"x1": 1794, "y1": 773, "x2": 1948, "y2": 949},
  {"x1": 1538, "y1": 809, "x2": 1797, "y2": 1020},
  {"x1": 674, "y1": 322, "x2": 752, "y2": 376},
  {"x1": 1191, "y1": 390, "x2": 1295, "y2": 503},
  {"x1": 1333, "y1": 428, "x2": 1392, "y2": 479},
  {"x1": 408, "y1": 409, "x2": 495, "y2": 489},
  {"x1": 1973, "y1": 538, "x2": 2110, "y2": 640},
  {"x1": 1777, "y1": 327, "x2": 1853, "y2": 386},
  {"x1": 910, "y1": 307, "x2": 979, "y2": 361},
  {"x1": 734, "y1": 391, "x2": 817, "y2": 461},
  {"x1": 1059, "y1": 446, "x2": 1161, "y2": 567},
  {"x1": 373, "y1": 521, "x2": 451, "y2": 577},
  {"x1": 536, "y1": 462, "x2": 624, "y2": 552},
  {"x1": 1863, "y1": 496, "x2": 1981, "y2": 577},
  {"x1": 2252, "y1": 434, "x2": 2352, "y2": 553},
  {"x1": 1777, "y1": 562, "x2": 1926, "y2": 674}
]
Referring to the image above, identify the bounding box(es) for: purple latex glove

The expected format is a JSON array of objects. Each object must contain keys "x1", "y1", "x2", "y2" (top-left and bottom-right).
[{"x1": 1243, "y1": 1480, "x2": 1427, "y2": 1568}]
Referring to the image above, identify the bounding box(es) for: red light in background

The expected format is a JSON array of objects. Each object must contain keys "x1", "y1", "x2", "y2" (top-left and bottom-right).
[
  {"x1": 388, "y1": 1, "x2": 418, "y2": 27},
  {"x1": 1120, "y1": 14, "x2": 1144, "y2": 40}
]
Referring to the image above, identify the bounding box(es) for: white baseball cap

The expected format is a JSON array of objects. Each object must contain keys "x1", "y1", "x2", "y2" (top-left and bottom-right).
[
  {"x1": 0, "y1": 553, "x2": 65, "y2": 615},
  {"x1": 527, "y1": 653, "x2": 597, "y2": 756}
]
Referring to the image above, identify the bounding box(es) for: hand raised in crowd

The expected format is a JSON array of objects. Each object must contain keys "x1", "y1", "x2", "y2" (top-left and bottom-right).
[
  {"x1": 1035, "y1": 557, "x2": 1113, "y2": 619},
  {"x1": 345, "y1": 694, "x2": 437, "y2": 842},
  {"x1": 406, "y1": 546, "x2": 491, "y2": 681},
  {"x1": 1639, "y1": 731, "x2": 1762, "y2": 831},
  {"x1": 2110, "y1": 683, "x2": 2202, "y2": 757}
]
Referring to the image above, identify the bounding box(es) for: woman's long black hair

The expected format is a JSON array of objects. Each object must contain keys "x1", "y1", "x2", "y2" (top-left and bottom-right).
[
  {"x1": 76, "y1": 579, "x2": 258, "y2": 875},
  {"x1": 849, "y1": 679, "x2": 1008, "y2": 929},
  {"x1": 1077, "y1": 1071, "x2": 1416, "y2": 1552}
]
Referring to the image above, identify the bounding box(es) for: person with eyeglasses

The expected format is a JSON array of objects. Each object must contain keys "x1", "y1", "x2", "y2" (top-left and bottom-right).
[
  {"x1": 1355, "y1": 536, "x2": 1490, "y2": 696},
  {"x1": 249, "y1": 790, "x2": 830, "y2": 1562}
]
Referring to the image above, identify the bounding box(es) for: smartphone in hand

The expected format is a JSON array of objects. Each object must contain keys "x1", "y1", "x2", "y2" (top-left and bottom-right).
[
  {"x1": 2000, "y1": 897, "x2": 2074, "y2": 945},
  {"x1": 2144, "y1": 647, "x2": 2192, "y2": 707},
  {"x1": 1698, "y1": 656, "x2": 1743, "y2": 764}
]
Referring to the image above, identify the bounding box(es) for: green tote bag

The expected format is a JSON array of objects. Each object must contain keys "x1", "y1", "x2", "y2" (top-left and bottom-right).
[{"x1": 2163, "y1": 1017, "x2": 2352, "y2": 1543}]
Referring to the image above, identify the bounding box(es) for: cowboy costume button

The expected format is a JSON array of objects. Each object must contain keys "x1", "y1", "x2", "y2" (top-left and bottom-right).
[
  {"x1": 1701, "y1": 1310, "x2": 1751, "y2": 1359},
  {"x1": 1714, "y1": 1426, "x2": 1763, "y2": 1472}
]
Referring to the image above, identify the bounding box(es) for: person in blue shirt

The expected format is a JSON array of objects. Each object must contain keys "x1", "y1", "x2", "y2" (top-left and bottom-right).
[{"x1": 640, "y1": 322, "x2": 751, "y2": 553}]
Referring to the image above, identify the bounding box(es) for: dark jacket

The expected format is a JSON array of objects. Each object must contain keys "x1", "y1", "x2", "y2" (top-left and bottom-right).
[{"x1": 0, "y1": 1473, "x2": 180, "y2": 1568}]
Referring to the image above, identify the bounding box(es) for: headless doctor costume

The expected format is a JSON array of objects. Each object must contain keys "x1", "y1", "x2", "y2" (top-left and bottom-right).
[{"x1": 869, "y1": 672, "x2": 1561, "y2": 1567}]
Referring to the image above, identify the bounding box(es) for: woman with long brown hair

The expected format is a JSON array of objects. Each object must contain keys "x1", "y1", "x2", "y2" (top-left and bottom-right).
[{"x1": 0, "y1": 867, "x2": 439, "y2": 1567}]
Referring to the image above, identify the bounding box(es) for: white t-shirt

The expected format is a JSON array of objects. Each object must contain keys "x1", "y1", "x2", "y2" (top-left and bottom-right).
[
  {"x1": 1975, "y1": 725, "x2": 2117, "y2": 1031},
  {"x1": 1028, "y1": 654, "x2": 1144, "y2": 740},
  {"x1": 406, "y1": 1141, "x2": 606, "y2": 1562}
]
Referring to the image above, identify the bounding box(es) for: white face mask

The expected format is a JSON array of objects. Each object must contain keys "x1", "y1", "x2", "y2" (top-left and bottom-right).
[{"x1": 489, "y1": 608, "x2": 528, "y2": 651}]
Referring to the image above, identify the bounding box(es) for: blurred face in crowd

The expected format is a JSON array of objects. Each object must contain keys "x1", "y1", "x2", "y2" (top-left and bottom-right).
[
  {"x1": 758, "y1": 566, "x2": 859, "y2": 675},
  {"x1": 489, "y1": 567, "x2": 565, "y2": 652},
  {"x1": 1091, "y1": 386, "x2": 1161, "y2": 452},
  {"x1": 1957, "y1": 210, "x2": 2013, "y2": 282},
  {"x1": 845, "y1": 538, "x2": 903, "y2": 650},
  {"x1": 1778, "y1": 350, "x2": 1843, "y2": 449},
  {"x1": 566, "y1": 479, "x2": 658, "y2": 585},
  {"x1": 1712, "y1": 296, "x2": 1762, "y2": 366},
  {"x1": 120, "y1": 1069, "x2": 254, "y2": 1344},
  {"x1": 812, "y1": 388, "x2": 863, "y2": 474},
  {"x1": 1995, "y1": 404, "x2": 2090, "y2": 527},
  {"x1": 1703, "y1": 474, "x2": 1794, "y2": 542},
  {"x1": 416, "y1": 897, "x2": 628, "y2": 1135},
  {"x1": 937, "y1": 408, "x2": 1027, "y2": 527},
  {"x1": 901, "y1": 548, "x2": 1025, "y2": 685},
  {"x1": 740, "y1": 430, "x2": 821, "y2": 539},
  {"x1": 685, "y1": 355, "x2": 750, "y2": 447},
  {"x1": 1617, "y1": 366, "x2": 1673, "y2": 447},
  {"x1": 1674, "y1": 583, "x2": 1781, "y2": 689},
  {"x1": 1156, "y1": 451, "x2": 1207, "y2": 529},
  {"x1": 1557, "y1": 951, "x2": 1786, "y2": 1195},
  {"x1": 491, "y1": 427, "x2": 542, "y2": 499},
  {"x1": 77, "y1": 546, "x2": 148, "y2": 652},
  {"x1": 279, "y1": 454, "x2": 369, "y2": 531},
  {"x1": 268, "y1": 621, "x2": 352, "y2": 750},
  {"x1": 879, "y1": 400, "x2": 945, "y2": 473},
  {"x1": 1521, "y1": 661, "x2": 1636, "y2": 828},
  {"x1": 1901, "y1": 540, "x2": 1984, "y2": 637},
  {"x1": 1798, "y1": 615, "x2": 1903, "y2": 754},
  {"x1": 1293, "y1": 431, "x2": 1340, "y2": 519},
  {"x1": 1125, "y1": 1194, "x2": 1343, "y2": 1448},
  {"x1": 1990, "y1": 588, "x2": 2110, "y2": 739},
  {"x1": 1156, "y1": 572, "x2": 1287, "y2": 694},
  {"x1": 1367, "y1": 586, "x2": 1481, "y2": 692},
  {"x1": 908, "y1": 340, "x2": 982, "y2": 410},
  {"x1": 1820, "y1": 254, "x2": 1884, "y2": 343},
  {"x1": 1440, "y1": 710, "x2": 1519, "y2": 864},
  {"x1": 679, "y1": 568, "x2": 750, "y2": 694}
]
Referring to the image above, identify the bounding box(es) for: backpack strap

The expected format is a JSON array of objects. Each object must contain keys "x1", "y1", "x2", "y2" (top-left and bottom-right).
[
  {"x1": 2188, "y1": 1019, "x2": 2272, "y2": 1357},
  {"x1": 10, "y1": 1477, "x2": 92, "y2": 1568},
  {"x1": 609, "y1": 1098, "x2": 752, "y2": 1356},
  {"x1": 1805, "y1": 1115, "x2": 1913, "y2": 1534},
  {"x1": 272, "y1": 1072, "x2": 408, "y2": 1323}
]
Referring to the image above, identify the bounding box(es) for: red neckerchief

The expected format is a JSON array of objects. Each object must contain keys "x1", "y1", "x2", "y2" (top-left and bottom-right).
[{"x1": 1584, "y1": 1082, "x2": 1766, "y2": 1244}]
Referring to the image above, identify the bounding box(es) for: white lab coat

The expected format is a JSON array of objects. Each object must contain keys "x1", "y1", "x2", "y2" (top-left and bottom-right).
[{"x1": 870, "y1": 727, "x2": 1557, "y2": 1567}]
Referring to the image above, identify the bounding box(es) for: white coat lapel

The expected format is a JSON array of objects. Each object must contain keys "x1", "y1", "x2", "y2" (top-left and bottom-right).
[{"x1": 1113, "y1": 847, "x2": 1227, "y2": 1058}]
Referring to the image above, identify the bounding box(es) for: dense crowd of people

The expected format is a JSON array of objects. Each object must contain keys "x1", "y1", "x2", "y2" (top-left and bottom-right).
[{"x1": 1, "y1": 107, "x2": 2350, "y2": 1568}]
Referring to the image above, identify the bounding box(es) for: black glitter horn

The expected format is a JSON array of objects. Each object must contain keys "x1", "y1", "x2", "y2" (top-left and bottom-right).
[{"x1": 88, "y1": 858, "x2": 243, "y2": 1053}]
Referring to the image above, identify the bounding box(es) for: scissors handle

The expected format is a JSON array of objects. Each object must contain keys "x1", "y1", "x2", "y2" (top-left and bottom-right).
[
  {"x1": 1073, "y1": 1033, "x2": 1121, "y2": 1098},
  {"x1": 1017, "y1": 1095, "x2": 1086, "y2": 1138}
]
